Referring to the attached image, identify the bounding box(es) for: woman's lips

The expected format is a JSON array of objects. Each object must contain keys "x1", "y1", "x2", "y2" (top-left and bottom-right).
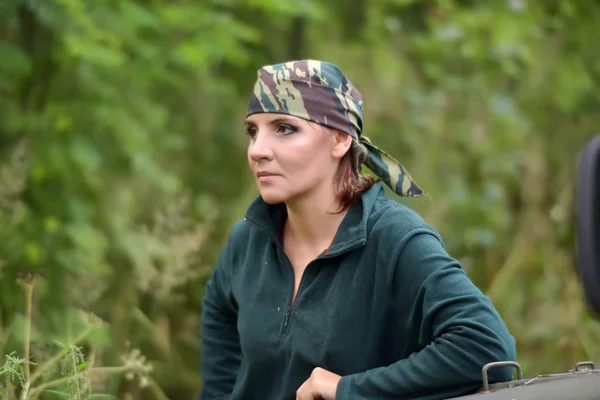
[{"x1": 256, "y1": 171, "x2": 280, "y2": 182}]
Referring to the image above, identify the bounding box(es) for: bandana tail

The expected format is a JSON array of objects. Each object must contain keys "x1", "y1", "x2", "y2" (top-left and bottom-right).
[{"x1": 358, "y1": 136, "x2": 424, "y2": 198}]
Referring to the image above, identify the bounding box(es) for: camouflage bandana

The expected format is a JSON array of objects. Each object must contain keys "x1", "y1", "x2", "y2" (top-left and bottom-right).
[{"x1": 246, "y1": 60, "x2": 423, "y2": 198}]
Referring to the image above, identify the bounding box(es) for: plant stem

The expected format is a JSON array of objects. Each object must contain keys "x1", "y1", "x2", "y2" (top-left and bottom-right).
[
  {"x1": 20, "y1": 380, "x2": 30, "y2": 400},
  {"x1": 0, "y1": 305, "x2": 4, "y2": 354},
  {"x1": 19, "y1": 283, "x2": 34, "y2": 400},
  {"x1": 147, "y1": 378, "x2": 170, "y2": 400},
  {"x1": 24, "y1": 283, "x2": 33, "y2": 381},
  {"x1": 87, "y1": 366, "x2": 131, "y2": 374},
  {"x1": 70, "y1": 350, "x2": 82, "y2": 399},
  {"x1": 28, "y1": 365, "x2": 133, "y2": 398},
  {"x1": 28, "y1": 375, "x2": 71, "y2": 397}
]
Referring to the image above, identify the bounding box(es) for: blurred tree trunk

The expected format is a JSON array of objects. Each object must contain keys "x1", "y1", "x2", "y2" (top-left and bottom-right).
[
  {"x1": 287, "y1": 16, "x2": 305, "y2": 60},
  {"x1": 341, "y1": 0, "x2": 366, "y2": 40},
  {"x1": 18, "y1": 3, "x2": 54, "y2": 113}
]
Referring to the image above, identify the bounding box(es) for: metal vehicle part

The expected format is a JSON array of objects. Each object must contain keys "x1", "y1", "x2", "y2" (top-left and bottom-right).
[
  {"x1": 448, "y1": 360, "x2": 600, "y2": 399},
  {"x1": 446, "y1": 134, "x2": 600, "y2": 399},
  {"x1": 453, "y1": 371, "x2": 600, "y2": 400},
  {"x1": 575, "y1": 134, "x2": 600, "y2": 316}
]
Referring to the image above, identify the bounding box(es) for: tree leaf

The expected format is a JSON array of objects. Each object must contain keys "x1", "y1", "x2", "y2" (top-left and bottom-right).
[
  {"x1": 77, "y1": 360, "x2": 92, "y2": 371},
  {"x1": 0, "y1": 40, "x2": 32, "y2": 79},
  {"x1": 43, "y1": 390, "x2": 70, "y2": 397},
  {"x1": 63, "y1": 34, "x2": 125, "y2": 67}
]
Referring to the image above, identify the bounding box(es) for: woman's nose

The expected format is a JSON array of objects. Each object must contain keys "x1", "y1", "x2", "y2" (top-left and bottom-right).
[{"x1": 248, "y1": 132, "x2": 273, "y2": 161}]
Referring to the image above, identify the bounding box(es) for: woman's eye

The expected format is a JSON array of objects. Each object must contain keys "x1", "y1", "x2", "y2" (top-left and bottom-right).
[
  {"x1": 277, "y1": 124, "x2": 297, "y2": 135},
  {"x1": 246, "y1": 127, "x2": 257, "y2": 138}
]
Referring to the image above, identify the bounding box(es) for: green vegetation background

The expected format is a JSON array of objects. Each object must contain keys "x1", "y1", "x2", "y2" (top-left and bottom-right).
[{"x1": 1, "y1": 0, "x2": 600, "y2": 398}]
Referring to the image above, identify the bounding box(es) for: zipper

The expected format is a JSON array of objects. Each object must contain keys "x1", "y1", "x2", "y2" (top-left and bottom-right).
[
  {"x1": 277, "y1": 240, "x2": 366, "y2": 335},
  {"x1": 279, "y1": 245, "x2": 306, "y2": 335},
  {"x1": 282, "y1": 308, "x2": 291, "y2": 331},
  {"x1": 244, "y1": 217, "x2": 366, "y2": 336},
  {"x1": 280, "y1": 256, "x2": 312, "y2": 335},
  {"x1": 244, "y1": 217, "x2": 298, "y2": 335}
]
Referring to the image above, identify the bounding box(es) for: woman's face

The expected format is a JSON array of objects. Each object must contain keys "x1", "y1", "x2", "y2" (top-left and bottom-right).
[{"x1": 245, "y1": 113, "x2": 351, "y2": 205}]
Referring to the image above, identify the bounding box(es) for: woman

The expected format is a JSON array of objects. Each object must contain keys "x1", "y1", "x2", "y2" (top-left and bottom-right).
[{"x1": 199, "y1": 60, "x2": 517, "y2": 400}]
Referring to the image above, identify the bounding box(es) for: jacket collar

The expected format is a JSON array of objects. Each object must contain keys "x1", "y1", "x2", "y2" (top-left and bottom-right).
[{"x1": 244, "y1": 183, "x2": 384, "y2": 255}]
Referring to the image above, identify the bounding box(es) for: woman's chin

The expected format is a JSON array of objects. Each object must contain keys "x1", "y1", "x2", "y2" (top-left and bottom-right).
[
  {"x1": 259, "y1": 193, "x2": 287, "y2": 205},
  {"x1": 258, "y1": 188, "x2": 292, "y2": 205}
]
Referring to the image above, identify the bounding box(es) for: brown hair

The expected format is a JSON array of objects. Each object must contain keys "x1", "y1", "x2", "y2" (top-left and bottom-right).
[
  {"x1": 332, "y1": 147, "x2": 380, "y2": 213},
  {"x1": 307, "y1": 121, "x2": 379, "y2": 213}
]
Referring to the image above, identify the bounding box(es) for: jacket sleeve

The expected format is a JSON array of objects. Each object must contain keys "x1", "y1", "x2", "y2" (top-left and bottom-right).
[
  {"x1": 199, "y1": 239, "x2": 241, "y2": 400},
  {"x1": 336, "y1": 229, "x2": 517, "y2": 400}
]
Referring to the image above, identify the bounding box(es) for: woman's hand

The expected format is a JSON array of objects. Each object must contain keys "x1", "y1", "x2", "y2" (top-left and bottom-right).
[{"x1": 296, "y1": 367, "x2": 342, "y2": 400}]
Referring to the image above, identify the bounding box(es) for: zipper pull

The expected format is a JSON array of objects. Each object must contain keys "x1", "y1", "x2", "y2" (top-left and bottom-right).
[{"x1": 283, "y1": 308, "x2": 291, "y2": 330}]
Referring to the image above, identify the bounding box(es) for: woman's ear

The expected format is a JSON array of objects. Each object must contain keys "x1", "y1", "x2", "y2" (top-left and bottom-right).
[{"x1": 331, "y1": 130, "x2": 353, "y2": 159}]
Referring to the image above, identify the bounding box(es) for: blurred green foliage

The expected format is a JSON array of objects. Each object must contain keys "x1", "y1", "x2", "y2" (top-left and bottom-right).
[{"x1": 1, "y1": 0, "x2": 600, "y2": 398}]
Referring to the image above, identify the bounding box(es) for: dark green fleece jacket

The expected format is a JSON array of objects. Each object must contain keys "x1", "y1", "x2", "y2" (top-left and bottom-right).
[{"x1": 199, "y1": 183, "x2": 517, "y2": 400}]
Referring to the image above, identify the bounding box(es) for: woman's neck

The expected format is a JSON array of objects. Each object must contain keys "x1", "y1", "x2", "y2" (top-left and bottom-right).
[{"x1": 284, "y1": 185, "x2": 349, "y2": 252}]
